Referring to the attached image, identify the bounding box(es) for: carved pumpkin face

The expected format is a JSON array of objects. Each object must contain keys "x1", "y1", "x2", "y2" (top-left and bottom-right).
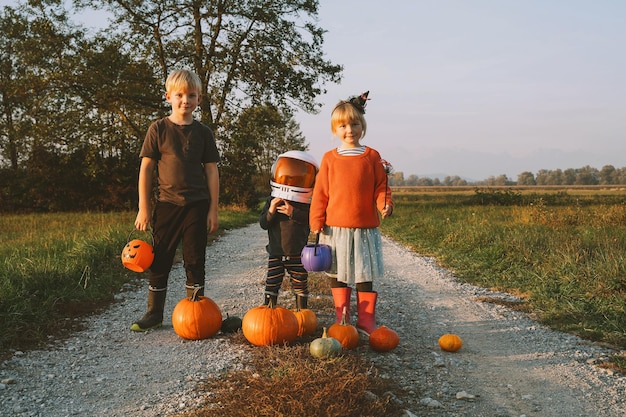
[{"x1": 121, "y1": 239, "x2": 154, "y2": 272}]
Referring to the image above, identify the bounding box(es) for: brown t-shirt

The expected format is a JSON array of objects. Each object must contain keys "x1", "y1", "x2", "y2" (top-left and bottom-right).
[{"x1": 140, "y1": 118, "x2": 220, "y2": 206}]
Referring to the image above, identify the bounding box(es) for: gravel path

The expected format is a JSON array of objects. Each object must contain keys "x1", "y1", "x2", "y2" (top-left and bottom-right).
[{"x1": 1, "y1": 223, "x2": 626, "y2": 416}]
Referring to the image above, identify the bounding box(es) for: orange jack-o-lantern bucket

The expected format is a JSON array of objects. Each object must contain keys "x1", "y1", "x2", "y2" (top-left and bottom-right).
[{"x1": 121, "y1": 230, "x2": 154, "y2": 272}]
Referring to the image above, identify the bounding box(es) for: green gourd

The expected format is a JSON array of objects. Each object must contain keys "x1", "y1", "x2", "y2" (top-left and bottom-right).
[{"x1": 309, "y1": 327, "x2": 342, "y2": 358}]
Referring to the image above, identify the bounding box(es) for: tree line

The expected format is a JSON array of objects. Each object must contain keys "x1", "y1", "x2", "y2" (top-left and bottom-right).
[
  {"x1": 2, "y1": 2, "x2": 621, "y2": 214},
  {"x1": 0, "y1": 0, "x2": 341, "y2": 212},
  {"x1": 388, "y1": 165, "x2": 626, "y2": 187}
]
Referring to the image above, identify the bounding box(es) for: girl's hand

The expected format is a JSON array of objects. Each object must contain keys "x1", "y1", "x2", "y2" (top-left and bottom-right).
[{"x1": 381, "y1": 205, "x2": 393, "y2": 219}]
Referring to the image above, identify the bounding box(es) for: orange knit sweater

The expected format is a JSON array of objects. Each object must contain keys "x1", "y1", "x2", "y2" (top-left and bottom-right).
[{"x1": 310, "y1": 147, "x2": 393, "y2": 231}]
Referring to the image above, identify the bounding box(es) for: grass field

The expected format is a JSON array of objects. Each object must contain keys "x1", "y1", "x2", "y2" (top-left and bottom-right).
[
  {"x1": 0, "y1": 209, "x2": 258, "y2": 354},
  {"x1": 381, "y1": 187, "x2": 626, "y2": 349}
]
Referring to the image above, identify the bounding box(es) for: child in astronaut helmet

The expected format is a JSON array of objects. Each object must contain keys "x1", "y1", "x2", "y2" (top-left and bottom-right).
[{"x1": 259, "y1": 150, "x2": 318, "y2": 309}]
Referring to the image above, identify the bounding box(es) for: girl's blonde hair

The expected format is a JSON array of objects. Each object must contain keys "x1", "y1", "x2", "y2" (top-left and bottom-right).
[
  {"x1": 165, "y1": 69, "x2": 202, "y2": 94},
  {"x1": 330, "y1": 101, "x2": 367, "y2": 138}
]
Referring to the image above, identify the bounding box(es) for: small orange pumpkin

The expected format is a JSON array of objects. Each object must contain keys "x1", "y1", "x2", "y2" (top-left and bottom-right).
[
  {"x1": 172, "y1": 287, "x2": 222, "y2": 340},
  {"x1": 242, "y1": 299, "x2": 299, "y2": 346},
  {"x1": 293, "y1": 307, "x2": 318, "y2": 336},
  {"x1": 369, "y1": 325, "x2": 400, "y2": 352},
  {"x1": 327, "y1": 306, "x2": 359, "y2": 350},
  {"x1": 438, "y1": 333, "x2": 463, "y2": 352}
]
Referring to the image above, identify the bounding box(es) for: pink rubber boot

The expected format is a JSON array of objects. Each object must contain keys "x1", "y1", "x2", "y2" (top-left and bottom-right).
[
  {"x1": 331, "y1": 287, "x2": 352, "y2": 324},
  {"x1": 356, "y1": 291, "x2": 378, "y2": 335}
]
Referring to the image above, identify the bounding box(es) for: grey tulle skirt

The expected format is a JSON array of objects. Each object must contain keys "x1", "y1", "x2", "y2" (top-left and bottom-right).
[{"x1": 318, "y1": 226, "x2": 384, "y2": 284}]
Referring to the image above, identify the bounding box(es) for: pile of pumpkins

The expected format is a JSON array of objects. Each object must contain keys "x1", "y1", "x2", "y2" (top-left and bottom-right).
[
  {"x1": 165, "y1": 289, "x2": 464, "y2": 359},
  {"x1": 169, "y1": 290, "x2": 401, "y2": 357},
  {"x1": 309, "y1": 321, "x2": 400, "y2": 358},
  {"x1": 150, "y1": 235, "x2": 406, "y2": 354},
  {"x1": 240, "y1": 302, "x2": 400, "y2": 357},
  {"x1": 123, "y1": 233, "x2": 410, "y2": 355}
]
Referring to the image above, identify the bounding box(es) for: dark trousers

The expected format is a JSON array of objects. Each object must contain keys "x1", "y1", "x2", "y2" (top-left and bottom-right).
[{"x1": 149, "y1": 200, "x2": 209, "y2": 290}]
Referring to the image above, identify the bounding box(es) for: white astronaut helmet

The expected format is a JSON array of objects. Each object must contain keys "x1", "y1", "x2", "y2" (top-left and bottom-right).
[{"x1": 270, "y1": 150, "x2": 319, "y2": 204}]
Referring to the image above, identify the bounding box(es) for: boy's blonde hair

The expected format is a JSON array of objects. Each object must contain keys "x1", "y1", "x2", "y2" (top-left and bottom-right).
[
  {"x1": 330, "y1": 101, "x2": 367, "y2": 138},
  {"x1": 165, "y1": 69, "x2": 202, "y2": 94}
]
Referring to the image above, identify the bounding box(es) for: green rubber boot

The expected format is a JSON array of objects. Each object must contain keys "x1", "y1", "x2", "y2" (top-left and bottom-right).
[{"x1": 130, "y1": 287, "x2": 166, "y2": 332}]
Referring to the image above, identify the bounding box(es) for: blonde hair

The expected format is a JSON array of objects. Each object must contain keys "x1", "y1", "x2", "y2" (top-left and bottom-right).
[
  {"x1": 165, "y1": 69, "x2": 202, "y2": 94},
  {"x1": 330, "y1": 101, "x2": 367, "y2": 138}
]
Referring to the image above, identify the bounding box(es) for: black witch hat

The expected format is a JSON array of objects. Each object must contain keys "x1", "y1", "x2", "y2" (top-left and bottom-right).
[{"x1": 348, "y1": 91, "x2": 370, "y2": 114}]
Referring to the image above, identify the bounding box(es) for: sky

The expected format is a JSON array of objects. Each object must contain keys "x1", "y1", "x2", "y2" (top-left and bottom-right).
[
  {"x1": 296, "y1": 0, "x2": 626, "y2": 180},
  {"x1": 4, "y1": 0, "x2": 625, "y2": 181}
]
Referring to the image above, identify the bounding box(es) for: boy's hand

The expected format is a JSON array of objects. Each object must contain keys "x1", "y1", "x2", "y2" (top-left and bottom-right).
[
  {"x1": 276, "y1": 200, "x2": 293, "y2": 218},
  {"x1": 135, "y1": 209, "x2": 151, "y2": 231},
  {"x1": 268, "y1": 197, "x2": 284, "y2": 214},
  {"x1": 207, "y1": 211, "x2": 219, "y2": 234}
]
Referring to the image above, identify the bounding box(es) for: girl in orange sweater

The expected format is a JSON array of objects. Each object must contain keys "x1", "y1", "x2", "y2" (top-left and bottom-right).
[{"x1": 309, "y1": 91, "x2": 393, "y2": 335}]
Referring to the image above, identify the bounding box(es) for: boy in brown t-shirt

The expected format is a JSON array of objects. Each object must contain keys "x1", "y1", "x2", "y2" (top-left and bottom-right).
[{"x1": 131, "y1": 69, "x2": 220, "y2": 332}]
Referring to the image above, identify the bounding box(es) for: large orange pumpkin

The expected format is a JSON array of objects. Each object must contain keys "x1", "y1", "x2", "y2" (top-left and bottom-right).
[
  {"x1": 369, "y1": 325, "x2": 400, "y2": 352},
  {"x1": 438, "y1": 333, "x2": 463, "y2": 352},
  {"x1": 327, "y1": 307, "x2": 359, "y2": 350},
  {"x1": 172, "y1": 288, "x2": 222, "y2": 340},
  {"x1": 293, "y1": 307, "x2": 318, "y2": 336},
  {"x1": 242, "y1": 300, "x2": 299, "y2": 346}
]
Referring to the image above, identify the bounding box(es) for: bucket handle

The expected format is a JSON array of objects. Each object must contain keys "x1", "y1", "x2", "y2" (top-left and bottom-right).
[
  {"x1": 313, "y1": 233, "x2": 320, "y2": 255},
  {"x1": 126, "y1": 228, "x2": 154, "y2": 247}
]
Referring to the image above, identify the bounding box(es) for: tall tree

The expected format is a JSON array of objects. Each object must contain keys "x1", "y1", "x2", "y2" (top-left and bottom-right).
[
  {"x1": 598, "y1": 165, "x2": 616, "y2": 185},
  {"x1": 76, "y1": 0, "x2": 342, "y2": 130},
  {"x1": 575, "y1": 166, "x2": 599, "y2": 185},
  {"x1": 563, "y1": 168, "x2": 576, "y2": 185},
  {"x1": 2, "y1": 0, "x2": 342, "y2": 210},
  {"x1": 219, "y1": 104, "x2": 306, "y2": 207},
  {"x1": 0, "y1": 3, "x2": 78, "y2": 170},
  {"x1": 517, "y1": 171, "x2": 535, "y2": 186}
]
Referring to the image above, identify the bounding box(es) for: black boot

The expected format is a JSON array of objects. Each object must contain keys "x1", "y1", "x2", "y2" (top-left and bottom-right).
[
  {"x1": 263, "y1": 292, "x2": 278, "y2": 306},
  {"x1": 295, "y1": 294, "x2": 308, "y2": 310},
  {"x1": 130, "y1": 287, "x2": 166, "y2": 332}
]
